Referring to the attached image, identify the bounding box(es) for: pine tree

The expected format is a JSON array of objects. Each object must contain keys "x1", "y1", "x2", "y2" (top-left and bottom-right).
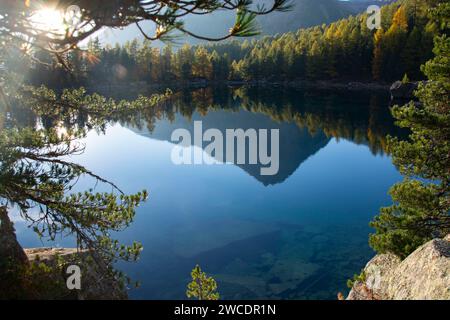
[
  {"x1": 186, "y1": 265, "x2": 220, "y2": 300},
  {"x1": 193, "y1": 47, "x2": 212, "y2": 79},
  {"x1": 402, "y1": 27, "x2": 424, "y2": 79},
  {"x1": 372, "y1": 29, "x2": 385, "y2": 81},
  {"x1": 369, "y1": 2, "x2": 450, "y2": 258}
]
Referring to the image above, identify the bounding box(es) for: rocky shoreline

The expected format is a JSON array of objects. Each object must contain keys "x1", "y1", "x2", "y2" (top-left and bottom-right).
[
  {"x1": 347, "y1": 235, "x2": 450, "y2": 300},
  {"x1": 89, "y1": 79, "x2": 392, "y2": 95},
  {"x1": 90, "y1": 79, "x2": 426, "y2": 103},
  {"x1": 0, "y1": 209, "x2": 126, "y2": 300},
  {"x1": 227, "y1": 80, "x2": 391, "y2": 92},
  {"x1": 24, "y1": 247, "x2": 128, "y2": 300}
]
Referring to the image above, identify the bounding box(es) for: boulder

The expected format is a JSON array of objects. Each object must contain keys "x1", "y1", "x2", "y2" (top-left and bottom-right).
[
  {"x1": 390, "y1": 81, "x2": 419, "y2": 100},
  {"x1": 347, "y1": 235, "x2": 450, "y2": 300}
]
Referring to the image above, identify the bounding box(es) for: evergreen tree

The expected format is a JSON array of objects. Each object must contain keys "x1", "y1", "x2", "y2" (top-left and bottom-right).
[
  {"x1": 370, "y1": 2, "x2": 450, "y2": 258},
  {"x1": 193, "y1": 47, "x2": 213, "y2": 79},
  {"x1": 186, "y1": 265, "x2": 220, "y2": 300}
]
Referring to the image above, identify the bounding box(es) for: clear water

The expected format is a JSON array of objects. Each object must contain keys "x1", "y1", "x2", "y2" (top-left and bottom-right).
[{"x1": 14, "y1": 87, "x2": 405, "y2": 300}]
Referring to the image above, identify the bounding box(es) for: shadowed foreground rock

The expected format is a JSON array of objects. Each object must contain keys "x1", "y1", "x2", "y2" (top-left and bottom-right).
[
  {"x1": 390, "y1": 81, "x2": 421, "y2": 100},
  {"x1": 0, "y1": 208, "x2": 127, "y2": 300},
  {"x1": 347, "y1": 235, "x2": 450, "y2": 300},
  {"x1": 0, "y1": 207, "x2": 28, "y2": 265},
  {"x1": 24, "y1": 248, "x2": 128, "y2": 300}
]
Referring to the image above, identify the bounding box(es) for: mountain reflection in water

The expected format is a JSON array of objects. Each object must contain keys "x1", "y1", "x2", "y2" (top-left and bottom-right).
[
  {"x1": 121, "y1": 86, "x2": 405, "y2": 186},
  {"x1": 10, "y1": 86, "x2": 406, "y2": 299}
]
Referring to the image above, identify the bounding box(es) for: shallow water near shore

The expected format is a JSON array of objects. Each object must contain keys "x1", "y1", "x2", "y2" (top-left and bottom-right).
[{"x1": 14, "y1": 86, "x2": 404, "y2": 299}]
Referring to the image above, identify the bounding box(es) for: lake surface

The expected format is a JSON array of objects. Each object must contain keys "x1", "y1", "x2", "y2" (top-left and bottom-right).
[{"x1": 14, "y1": 86, "x2": 405, "y2": 299}]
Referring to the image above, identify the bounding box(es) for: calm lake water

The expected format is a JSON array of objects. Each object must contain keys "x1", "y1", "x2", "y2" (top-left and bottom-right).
[{"x1": 14, "y1": 86, "x2": 405, "y2": 299}]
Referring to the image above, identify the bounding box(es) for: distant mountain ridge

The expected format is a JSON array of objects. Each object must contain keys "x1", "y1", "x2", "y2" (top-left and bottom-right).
[
  {"x1": 100, "y1": 0, "x2": 375, "y2": 46},
  {"x1": 258, "y1": 0, "x2": 355, "y2": 35}
]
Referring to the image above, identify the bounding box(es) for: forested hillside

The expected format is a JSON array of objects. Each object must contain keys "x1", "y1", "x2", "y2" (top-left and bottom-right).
[
  {"x1": 228, "y1": 0, "x2": 436, "y2": 82},
  {"x1": 29, "y1": 0, "x2": 439, "y2": 87}
]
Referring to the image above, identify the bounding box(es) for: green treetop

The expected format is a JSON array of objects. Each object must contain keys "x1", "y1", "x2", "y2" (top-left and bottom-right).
[
  {"x1": 186, "y1": 265, "x2": 220, "y2": 300},
  {"x1": 369, "y1": 1, "x2": 450, "y2": 258}
]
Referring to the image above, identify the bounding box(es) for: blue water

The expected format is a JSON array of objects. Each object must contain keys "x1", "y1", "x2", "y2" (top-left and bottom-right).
[{"x1": 14, "y1": 87, "x2": 404, "y2": 299}]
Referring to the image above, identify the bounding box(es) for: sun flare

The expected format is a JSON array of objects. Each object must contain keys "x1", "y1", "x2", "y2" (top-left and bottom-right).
[{"x1": 31, "y1": 8, "x2": 66, "y2": 33}]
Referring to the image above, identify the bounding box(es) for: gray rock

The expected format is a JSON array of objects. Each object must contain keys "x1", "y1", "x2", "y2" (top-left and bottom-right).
[
  {"x1": 364, "y1": 253, "x2": 401, "y2": 299},
  {"x1": 390, "y1": 81, "x2": 419, "y2": 100},
  {"x1": 385, "y1": 238, "x2": 450, "y2": 300},
  {"x1": 347, "y1": 235, "x2": 450, "y2": 300}
]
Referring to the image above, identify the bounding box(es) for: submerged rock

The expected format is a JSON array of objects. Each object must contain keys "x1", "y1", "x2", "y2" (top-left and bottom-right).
[{"x1": 347, "y1": 235, "x2": 450, "y2": 300}]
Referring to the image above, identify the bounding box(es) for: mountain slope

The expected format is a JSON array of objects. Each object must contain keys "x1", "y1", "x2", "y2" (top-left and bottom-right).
[
  {"x1": 258, "y1": 0, "x2": 354, "y2": 35},
  {"x1": 100, "y1": 0, "x2": 364, "y2": 46}
]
